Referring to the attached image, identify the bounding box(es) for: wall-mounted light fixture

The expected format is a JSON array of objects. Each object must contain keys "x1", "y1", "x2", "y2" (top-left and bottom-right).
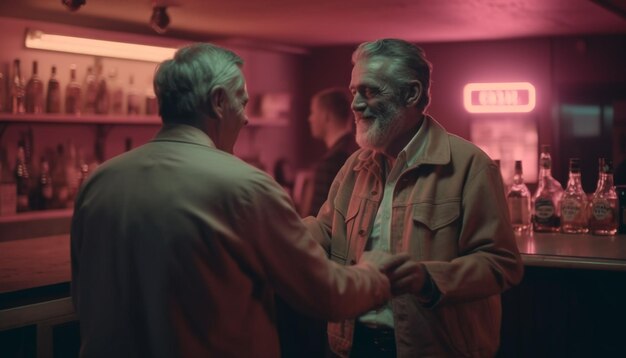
[
  {"x1": 463, "y1": 82, "x2": 536, "y2": 114},
  {"x1": 24, "y1": 29, "x2": 177, "y2": 63}
]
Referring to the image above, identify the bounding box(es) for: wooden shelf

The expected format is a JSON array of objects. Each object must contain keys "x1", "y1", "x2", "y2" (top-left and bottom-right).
[
  {"x1": 0, "y1": 209, "x2": 73, "y2": 224},
  {"x1": 0, "y1": 209, "x2": 73, "y2": 242},
  {"x1": 0, "y1": 113, "x2": 161, "y2": 125},
  {"x1": 0, "y1": 114, "x2": 288, "y2": 127}
]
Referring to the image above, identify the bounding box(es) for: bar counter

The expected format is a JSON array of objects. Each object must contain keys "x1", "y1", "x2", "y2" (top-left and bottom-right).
[
  {"x1": 516, "y1": 231, "x2": 626, "y2": 271},
  {"x1": 2, "y1": 229, "x2": 626, "y2": 357},
  {"x1": 2, "y1": 231, "x2": 626, "y2": 296}
]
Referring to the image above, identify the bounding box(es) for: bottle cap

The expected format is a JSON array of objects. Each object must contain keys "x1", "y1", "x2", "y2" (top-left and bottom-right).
[
  {"x1": 600, "y1": 158, "x2": 613, "y2": 174},
  {"x1": 569, "y1": 158, "x2": 580, "y2": 172}
]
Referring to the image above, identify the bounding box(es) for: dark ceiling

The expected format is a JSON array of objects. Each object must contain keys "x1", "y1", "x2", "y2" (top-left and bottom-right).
[{"x1": 1, "y1": 0, "x2": 625, "y2": 48}]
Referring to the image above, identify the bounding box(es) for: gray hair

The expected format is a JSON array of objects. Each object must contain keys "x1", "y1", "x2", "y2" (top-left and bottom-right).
[
  {"x1": 352, "y1": 39, "x2": 432, "y2": 111},
  {"x1": 154, "y1": 43, "x2": 244, "y2": 124}
]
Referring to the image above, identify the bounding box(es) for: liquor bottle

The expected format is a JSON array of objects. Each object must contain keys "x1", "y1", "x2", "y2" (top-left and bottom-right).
[
  {"x1": 145, "y1": 88, "x2": 158, "y2": 115},
  {"x1": 532, "y1": 145, "x2": 564, "y2": 232},
  {"x1": 65, "y1": 141, "x2": 80, "y2": 204},
  {"x1": 83, "y1": 66, "x2": 97, "y2": 114},
  {"x1": 127, "y1": 75, "x2": 141, "y2": 115},
  {"x1": 10, "y1": 59, "x2": 25, "y2": 114},
  {"x1": 507, "y1": 160, "x2": 531, "y2": 232},
  {"x1": 14, "y1": 143, "x2": 31, "y2": 212},
  {"x1": 589, "y1": 158, "x2": 618, "y2": 235},
  {"x1": 52, "y1": 144, "x2": 70, "y2": 208},
  {"x1": 94, "y1": 58, "x2": 109, "y2": 114},
  {"x1": 559, "y1": 158, "x2": 589, "y2": 233},
  {"x1": 109, "y1": 68, "x2": 124, "y2": 114},
  {"x1": 76, "y1": 146, "x2": 90, "y2": 188},
  {"x1": 25, "y1": 60, "x2": 44, "y2": 113},
  {"x1": 46, "y1": 66, "x2": 61, "y2": 113},
  {"x1": 34, "y1": 157, "x2": 54, "y2": 210},
  {"x1": 65, "y1": 65, "x2": 82, "y2": 115}
]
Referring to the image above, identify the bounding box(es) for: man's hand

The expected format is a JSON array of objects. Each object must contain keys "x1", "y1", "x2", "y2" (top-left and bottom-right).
[
  {"x1": 387, "y1": 258, "x2": 428, "y2": 297},
  {"x1": 359, "y1": 251, "x2": 410, "y2": 274}
]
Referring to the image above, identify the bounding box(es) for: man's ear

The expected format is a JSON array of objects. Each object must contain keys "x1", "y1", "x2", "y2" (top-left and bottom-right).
[
  {"x1": 405, "y1": 80, "x2": 423, "y2": 107},
  {"x1": 209, "y1": 86, "x2": 227, "y2": 119}
]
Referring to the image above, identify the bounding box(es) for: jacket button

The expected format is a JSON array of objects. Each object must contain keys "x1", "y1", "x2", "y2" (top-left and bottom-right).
[
  {"x1": 371, "y1": 190, "x2": 377, "y2": 195},
  {"x1": 358, "y1": 229, "x2": 365, "y2": 236}
]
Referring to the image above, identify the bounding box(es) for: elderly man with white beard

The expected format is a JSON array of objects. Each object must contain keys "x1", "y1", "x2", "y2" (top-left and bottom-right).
[{"x1": 303, "y1": 39, "x2": 524, "y2": 358}]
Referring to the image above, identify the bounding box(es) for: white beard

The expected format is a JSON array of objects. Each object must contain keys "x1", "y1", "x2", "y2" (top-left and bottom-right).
[{"x1": 355, "y1": 104, "x2": 404, "y2": 150}]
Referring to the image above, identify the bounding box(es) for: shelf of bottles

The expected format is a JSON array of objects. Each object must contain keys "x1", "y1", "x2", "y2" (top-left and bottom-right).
[
  {"x1": 506, "y1": 145, "x2": 620, "y2": 237},
  {"x1": 0, "y1": 113, "x2": 161, "y2": 125},
  {"x1": 0, "y1": 57, "x2": 289, "y2": 127}
]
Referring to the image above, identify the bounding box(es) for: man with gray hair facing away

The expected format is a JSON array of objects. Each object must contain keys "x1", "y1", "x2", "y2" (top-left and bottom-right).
[{"x1": 71, "y1": 43, "x2": 410, "y2": 358}]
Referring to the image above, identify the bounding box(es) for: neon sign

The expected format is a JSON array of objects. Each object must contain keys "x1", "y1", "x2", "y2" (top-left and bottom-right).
[{"x1": 463, "y1": 82, "x2": 536, "y2": 113}]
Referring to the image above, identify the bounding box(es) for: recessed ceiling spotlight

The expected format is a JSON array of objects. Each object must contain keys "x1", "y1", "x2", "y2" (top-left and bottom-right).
[
  {"x1": 150, "y1": 6, "x2": 170, "y2": 34},
  {"x1": 61, "y1": 0, "x2": 86, "y2": 12}
]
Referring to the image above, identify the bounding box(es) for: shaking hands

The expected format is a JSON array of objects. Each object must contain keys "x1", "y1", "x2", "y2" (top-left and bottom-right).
[{"x1": 360, "y1": 251, "x2": 430, "y2": 298}]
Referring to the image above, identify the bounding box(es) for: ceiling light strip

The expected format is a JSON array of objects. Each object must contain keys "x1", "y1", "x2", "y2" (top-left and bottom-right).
[{"x1": 24, "y1": 29, "x2": 177, "y2": 63}]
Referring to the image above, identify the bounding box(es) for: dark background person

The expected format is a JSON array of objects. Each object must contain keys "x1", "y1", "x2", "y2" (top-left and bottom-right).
[
  {"x1": 302, "y1": 88, "x2": 358, "y2": 217},
  {"x1": 276, "y1": 88, "x2": 357, "y2": 358},
  {"x1": 70, "y1": 43, "x2": 408, "y2": 358},
  {"x1": 304, "y1": 39, "x2": 524, "y2": 357}
]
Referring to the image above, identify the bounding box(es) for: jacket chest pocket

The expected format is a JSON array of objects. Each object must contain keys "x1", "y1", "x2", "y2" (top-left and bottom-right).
[
  {"x1": 408, "y1": 199, "x2": 461, "y2": 259},
  {"x1": 331, "y1": 197, "x2": 377, "y2": 264},
  {"x1": 412, "y1": 200, "x2": 460, "y2": 230}
]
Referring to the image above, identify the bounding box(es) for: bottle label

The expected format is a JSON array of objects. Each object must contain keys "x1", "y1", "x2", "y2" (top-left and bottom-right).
[
  {"x1": 508, "y1": 197, "x2": 530, "y2": 225},
  {"x1": 561, "y1": 199, "x2": 582, "y2": 221},
  {"x1": 534, "y1": 198, "x2": 555, "y2": 220},
  {"x1": 592, "y1": 199, "x2": 613, "y2": 221}
]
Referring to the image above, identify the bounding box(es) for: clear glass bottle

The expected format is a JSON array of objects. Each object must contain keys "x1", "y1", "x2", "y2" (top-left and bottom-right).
[
  {"x1": 127, "y1": 75, "x2": 141, "y2": 115},
  {"x1": 25, "y1": 60, "x2": 44, "y2": 113},
  {"x1": 560, "y1": 158, "x2": 589, "y2": 234},
  {"x1": 83, "y1": 66, "x2": 97, "y2": 114},
  {"x1": 507, "y1": 160, "x2": 531, "y2": 232},
  {"x1": 65, "y1": 65, "x2": 82, "y2": 115},
  {"x1": 532, "y1": 145, "x2": 564, "y2": 232},
  {"x1": 76, "y1": 146, "x2": 90, "y2": 188},
  {"x1": 65, "y1": 141, "x2": 80, "y2": 204},
  {"x1": 10, "y1": 59, "x2": 25, "y2": 114},
  {"x1": 108, "y1": 68, "x2": 124, "y2": 115},
  {"x1": 94, "y1": 58, "x2": 109, "y2": 114},
  {"x1": 34, "y1": 157, "x2": 54, "y2": 210},
  {"x1": 52, "y1": 143, "x2": 70, "y2": 209},
  {"x1": 46, "y1": 65, "x2": 61, "y2": 113},
  {"x1": 589, "y1": 158, "x2": 618, "y2": 235}
]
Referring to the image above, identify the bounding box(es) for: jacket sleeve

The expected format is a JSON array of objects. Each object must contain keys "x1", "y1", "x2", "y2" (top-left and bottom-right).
[
  {"x1": 424, "y1": 161, "x2": 524, "y2": 305},
  {"x1": 241, "y1": 171, "x2": 390, "y2": 321},
  {"x1": 302, "y1": 158, "x2": 352, "y2": 254}
]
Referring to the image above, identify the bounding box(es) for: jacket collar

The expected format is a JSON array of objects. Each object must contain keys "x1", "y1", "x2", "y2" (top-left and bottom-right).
[
  {"x1": 151, "y1": 124, "x2": 217, "y2": 149},
  {"x1": 353, "y1": 115, "x2": 451, "y2": 172}
]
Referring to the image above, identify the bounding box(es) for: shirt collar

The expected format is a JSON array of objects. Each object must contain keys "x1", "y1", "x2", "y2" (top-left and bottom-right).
[
  {"x1": 353, "y1": 115, "x2": 451, "y2": 172},
  {"x1": 152, "y1": 124, "x2": 217, "y2": 148}
]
